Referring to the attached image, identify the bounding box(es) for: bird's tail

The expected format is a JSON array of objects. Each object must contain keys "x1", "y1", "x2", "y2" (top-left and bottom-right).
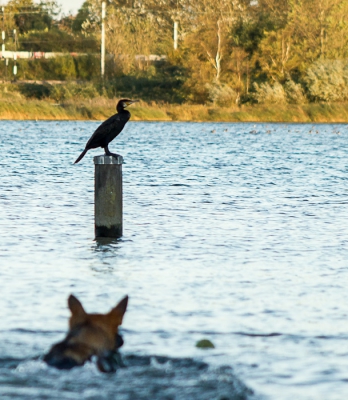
[{"x1": 74, "y1": 149, "x2": 88, "y2": 164}]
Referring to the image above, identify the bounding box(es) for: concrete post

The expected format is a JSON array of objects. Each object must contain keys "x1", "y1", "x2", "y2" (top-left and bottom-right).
[
  {"x1": 101, "y1": 2, "x2": 106, "y2": 78},
  {"x1": 174, "y1": 21, "x2": 178, "y2": 50},
  {"x1": 94, "y1": 155, "x2": 123, "y2": 238}
]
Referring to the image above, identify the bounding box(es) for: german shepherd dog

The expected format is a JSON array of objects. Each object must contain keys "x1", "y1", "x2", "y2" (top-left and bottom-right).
[{"x1": 44, "y1": 294, "x2": 128, "y2": 373}]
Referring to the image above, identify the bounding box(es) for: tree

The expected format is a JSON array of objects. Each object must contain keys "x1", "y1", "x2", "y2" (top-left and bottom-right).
[
  {"x1": 287, "y1": 0, "x2": 348, "y2": 62},
  {"x1": 184, "y1": 0, "x2": 243, "y2": 83},
  {"x1": 254, "y1": 0, "x2": 348, "y2": 82},
  {"x1": 72, "y1": 0, "x2": 92, "y2": 33},
  {"x1": 305, "y1": 60, "x2": 348, "y2": 102},
  {"x1": 253, "y1": 28, "x2": 295, "y2": 81},
  {"x1": 5, "y1": 0, "x2": 60, "y2": 34},
  {"x1": 106, "y1": 12, "x2": 159, "y2": 74}
]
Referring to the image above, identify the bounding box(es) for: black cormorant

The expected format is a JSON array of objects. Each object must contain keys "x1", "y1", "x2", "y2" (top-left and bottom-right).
[{"x1": 74, "y1": 98, "x2": 138, "y2": 164}]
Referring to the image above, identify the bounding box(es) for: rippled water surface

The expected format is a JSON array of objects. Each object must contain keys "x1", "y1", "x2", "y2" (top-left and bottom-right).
[{"x1": 1, "y1": 120, "x2": 348, "y2": 399}]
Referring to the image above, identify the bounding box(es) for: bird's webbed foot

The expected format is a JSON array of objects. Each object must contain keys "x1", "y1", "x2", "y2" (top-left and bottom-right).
[
  {"x1": 107, "y1": 152, "x2": 121, "y2": 158},
  {"x1": 104, "y1": 148, "x2": 120, "y2": 158}
]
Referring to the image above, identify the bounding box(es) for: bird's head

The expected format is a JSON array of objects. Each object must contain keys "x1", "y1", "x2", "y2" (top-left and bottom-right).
[{"x1": 117, "y1": 99, "x2": 139, "y2": 112}]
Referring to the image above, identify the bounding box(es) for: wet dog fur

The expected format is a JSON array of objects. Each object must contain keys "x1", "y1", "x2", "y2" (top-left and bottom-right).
[{"x1": 44, "y1": 294, "x2": 128, "y2": 372}]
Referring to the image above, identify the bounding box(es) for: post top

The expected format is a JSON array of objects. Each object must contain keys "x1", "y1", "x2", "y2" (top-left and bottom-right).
[{"x1": 94, "y1": 155, "x2": 123, "y2": 165}]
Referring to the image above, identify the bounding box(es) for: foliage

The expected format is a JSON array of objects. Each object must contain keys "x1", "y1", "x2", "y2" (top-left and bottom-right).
[
  {"x1": 253, "y1": 29, "x2": 294, "y2": 81},
  {"x1": 3, "y1": 85, "x2": 348, "y2": 122},
  {"x1": 253, "y1": 80, "x2": 306, "y2": 105},
  {"x1": 105, "y1": 62, "x2": 186, "y2": 103},
  {"x1": 105, "y1": 12, "x2": 162, "y2": 75},
  {"x1": 17, "y1": 82, "x2": 51, "y2": 98},
  {"x1": 72, "y1": 1, "x2": 92, "y2": 33},
  {"x1": 19, "y1": 29, "x2": 98, "y2": 52},
  {"x1": 284, "y1": 80, "x2": 306, "y2": 104},
  {"x1": 305, "y1": 60, "x2": 348, "y2": 102},
  {"x1": 74, "y1": 54, "x2": 100, "y2": 79},
  {"x1": 50, "y1": 82, "x2": 100, "y2": 101},
  {"x1": 206, "y1": 83, "x2": 238, "y2": 107},
  {"x1": 42, "y1": 55, "x2": 76, "y2": 80},
  {"x1": 5, "y1": 0, "x2": 60, "y2": 34},
  {"x1": 253, "y1": 81, "x2": 287, "y2": 104},
  {"x1": 286, "y1": 0, "x2": 348, "y2": 62},
  {"x1": 0, "y1": 55, "x2": 100, "y2": 80},
  {"x1": 1, "y1": 0, "x2": 348, "y2": 106}
]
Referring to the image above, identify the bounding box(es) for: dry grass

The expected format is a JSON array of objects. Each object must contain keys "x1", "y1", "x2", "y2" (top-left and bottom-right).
[{"x1": 1, "y1": 92, "x2": 348, "y2": 122}]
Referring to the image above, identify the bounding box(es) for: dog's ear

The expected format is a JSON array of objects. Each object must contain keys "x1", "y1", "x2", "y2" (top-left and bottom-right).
[
  {"x1": 68, "y1": 294, "x2": 86, "y2": 317},
  {"x1": 108, "y1": 296, "x2": 128, "y2": 329}
]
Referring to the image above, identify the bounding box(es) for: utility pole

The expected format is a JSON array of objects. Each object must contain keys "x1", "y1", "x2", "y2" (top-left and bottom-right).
[
  {"x1": 101, "y1": 1, "x2": 106, "y2": 78},
  {"x1": 1, "y1": 7, "x2": 5, "y2": 54},
  {"x1": 173, "y1": 21, "x2": 178, "y2": 50},
  {"x1": 13, "y1": 29, "x2": 17, "y2": 80},
  {"x1": 1, "y1": 30, "x2": 4, "y2": 53}
]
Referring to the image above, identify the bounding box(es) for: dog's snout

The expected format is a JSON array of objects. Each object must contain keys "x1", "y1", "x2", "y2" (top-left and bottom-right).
[
  {"x1": 44, "y1": 349, "x2": 80, "y2": 370},
  {"x1": 97, "y1": 349, "x2": 125, "y2": 373}
]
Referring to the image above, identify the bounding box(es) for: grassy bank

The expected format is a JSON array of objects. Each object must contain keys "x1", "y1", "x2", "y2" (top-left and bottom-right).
[{"x1": 1, "y1": 93, "x2": 348, "y2": 123}]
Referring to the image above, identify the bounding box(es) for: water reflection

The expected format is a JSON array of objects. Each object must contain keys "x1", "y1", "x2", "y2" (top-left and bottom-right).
[
  {"x1": 93, "y1": 237, "x2": 123, "y2": 251},
  {"x1": 1, "y1": 121, "x2": 348, "y2": 400}
]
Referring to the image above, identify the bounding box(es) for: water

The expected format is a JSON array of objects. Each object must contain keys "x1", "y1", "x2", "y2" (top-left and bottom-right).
[{"x1": 0, "y1": 120, "x2": 348, "y2": 399}]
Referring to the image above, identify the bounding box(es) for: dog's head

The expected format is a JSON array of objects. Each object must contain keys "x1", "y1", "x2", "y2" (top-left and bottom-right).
[{"x1": 44, "y1": 295, "x2": 128, "y2": 372}]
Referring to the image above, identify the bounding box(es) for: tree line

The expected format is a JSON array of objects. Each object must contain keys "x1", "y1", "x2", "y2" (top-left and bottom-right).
[{"x1": 1, "y1": 0, "x2": 348, "y2": 105}]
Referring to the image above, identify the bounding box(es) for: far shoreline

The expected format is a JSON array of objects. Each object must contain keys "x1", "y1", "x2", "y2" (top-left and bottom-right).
[{"x1": 1, "y1": 98, "x2": 348, "y2": 123}]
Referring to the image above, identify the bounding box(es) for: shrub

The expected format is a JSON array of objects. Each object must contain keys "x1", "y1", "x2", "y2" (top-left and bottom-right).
[
  {"x1": 253, "y1": 81, "x2": 287, "y2": 104},
  {"x1": 20, "y1": 30, "x2": 98, "y2": 52},
  {"x1": 50, "y1": 85, "x2": 73, "y2": 102},
  {"x1": 1, "y1": 56, "x2": 99, "y2": 81},
  {"x1": 18, "y1": 83, "x2": 51, "y2": 99},
  {"x1": 49, "y1": 82, "x2": 101, "y2": 102},
  {"x1": 42, "y1": 56, "x2": 77, "y2": 80},
  {"x1": 70, "y1": 82, "x2": 100, "y2": 98},
  {"x1": 305, "y1": 60, "x2": 348, "y2": 102},
  {"x1": 74, "y1": 55, "x2": 100, "y2": 80},
  {"x1": 284, "y1": 80, "x2": 306, "y2": 104},
  {"x1": 206, "y1": 83, "x2": 238, "y2": 107}
]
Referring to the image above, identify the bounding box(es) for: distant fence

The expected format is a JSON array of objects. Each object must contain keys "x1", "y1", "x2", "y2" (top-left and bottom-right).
[
  {"x1": 0, "y1": 51, "x2": 167, "y2": 61},
  {"x1": 0, "y1": 51, "x2": 88, "y2": 59}
]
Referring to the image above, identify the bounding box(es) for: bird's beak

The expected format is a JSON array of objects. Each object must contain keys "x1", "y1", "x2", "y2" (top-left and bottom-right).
[{"x1": 126, "y1": 100, "x2": 139, "y2": 107}]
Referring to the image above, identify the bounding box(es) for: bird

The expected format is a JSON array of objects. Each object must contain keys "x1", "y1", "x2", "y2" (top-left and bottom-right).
[{"x1": 74, "y1": 98, "x2": 138, "y2": 164}]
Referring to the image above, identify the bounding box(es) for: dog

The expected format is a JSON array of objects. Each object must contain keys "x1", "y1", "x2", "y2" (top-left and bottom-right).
[{"x1": 44, "y1": 294, "x2": 128, "y2": 373}]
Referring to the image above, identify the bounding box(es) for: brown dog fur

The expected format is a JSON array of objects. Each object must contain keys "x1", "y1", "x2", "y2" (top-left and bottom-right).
[{"x1": 44, "y1": 295, "x2": 128, "y2": 372}]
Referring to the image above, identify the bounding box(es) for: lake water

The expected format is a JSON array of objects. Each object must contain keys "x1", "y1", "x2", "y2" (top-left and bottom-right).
[{"x1": 0, "y1": 120, "x2": 348, "y2": 399}]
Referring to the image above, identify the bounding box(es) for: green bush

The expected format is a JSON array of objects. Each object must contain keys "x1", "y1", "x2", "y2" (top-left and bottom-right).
[
  {"x1": 49, "y1": 82, "x2": 100, "y2": 101},
  {"x1": 9, "y1": 57, "x2": 77, "y2": 80},
  {"x1": 206, "y1": 83, "x2": 238, "y2": 107},
  {"x1": 305, "y1": 60, "x2": 348, "y2": 102},
  {"x1": 70, "y1": 82, "x2": 100, "y2": 98},
  {"x1": 74, "y1": 55, "x2": 100, "y2": 80},
  {"x1": 50, "y1": 85, "x2": 73, "y2": 102},
  {"x1": 45, "y1": 56, "x2": 77, "y2": 80},
  {"x1": 8, "y1": 55, "x2": 100, "y2": 81},
  {"x1": 284, "y1": 80, "x2": 306, "y2": 104},
  {"x1": 18, "y1": 83, "x2": 51, "y2": 99},
  {"x1": 106, "y1": 63, "x2": 185, "y2": 103},
  {"x1": 253, "y1": 81, "x2": 287, "y2": 104},
  {"x1": 20, "y1": 30, "x2": 98, "y2": 52}
]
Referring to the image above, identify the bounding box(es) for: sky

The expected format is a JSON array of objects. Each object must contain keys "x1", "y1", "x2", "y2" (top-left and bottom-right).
[
  {"x1": 0, "y1": 0, "x2": 84, "y2": 15},
  {"x1": 58, "y1": 0, "x2": 84, "y2": 15}
]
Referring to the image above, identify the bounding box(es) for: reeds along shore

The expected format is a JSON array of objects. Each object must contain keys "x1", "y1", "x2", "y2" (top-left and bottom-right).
[{"x1": 1, "y1": 97, "x2": 348, "y2": 123}]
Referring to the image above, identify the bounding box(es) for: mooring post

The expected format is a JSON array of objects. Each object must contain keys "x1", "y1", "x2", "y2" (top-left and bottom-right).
[{"x1": 94, "y1": 155, "x2": 123, "y2": 238}]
